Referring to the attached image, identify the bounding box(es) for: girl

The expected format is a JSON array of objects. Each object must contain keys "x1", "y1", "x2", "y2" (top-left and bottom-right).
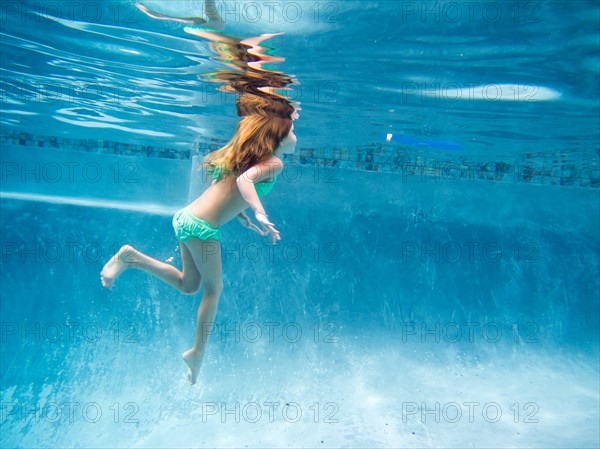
[
  {"x1": 101, "y1": 111, "x2": 297, "y2": 385},
  {"x1": 101, "y1": 0, "x2": 298, "y2": 385}
]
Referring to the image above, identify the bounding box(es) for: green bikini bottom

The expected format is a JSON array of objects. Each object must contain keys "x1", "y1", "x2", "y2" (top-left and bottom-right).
[{"x1": 172, "y1": 206, "x2": 221, "y2": 241}]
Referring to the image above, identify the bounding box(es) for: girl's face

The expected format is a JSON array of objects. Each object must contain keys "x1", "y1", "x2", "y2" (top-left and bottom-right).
[{"x1": 277, "y1": 124, "x2": 297, "y2": 154}]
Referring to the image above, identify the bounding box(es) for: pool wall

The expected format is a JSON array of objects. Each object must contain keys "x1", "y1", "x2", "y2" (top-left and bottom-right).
[
  {"x1": 1, "y1": 139, "x2": 599, "y2": 447},
  {"x1": 2, "y1": 155, "x2": 598, "y2": 350}
]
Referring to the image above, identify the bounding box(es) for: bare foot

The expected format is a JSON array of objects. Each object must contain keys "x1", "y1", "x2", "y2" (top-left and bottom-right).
[
  {"x1": 183, "y1": 348, "x2": 204, "y2": 385},
  {"x1": 100, "y1": 245, "x2": 137, "y2": 290}
]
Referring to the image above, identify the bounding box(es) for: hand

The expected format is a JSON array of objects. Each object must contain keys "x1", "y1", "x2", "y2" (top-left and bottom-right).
[
  {"x1": 255, "y1": 212, "x2": 281, "y2": 245},
  {"x1": 237, "y1": 212, "x2": 267, "y2": 236}
]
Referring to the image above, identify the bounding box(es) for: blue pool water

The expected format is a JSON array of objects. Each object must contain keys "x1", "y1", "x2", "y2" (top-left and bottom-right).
[{"x1": 1, "y1": 1, "x2": 599, "y2": 448}]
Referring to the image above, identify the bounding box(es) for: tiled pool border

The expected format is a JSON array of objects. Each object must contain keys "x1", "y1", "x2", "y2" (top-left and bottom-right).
[{"x1": 1, "y1": 130, "x2": 598, "y2": 188}]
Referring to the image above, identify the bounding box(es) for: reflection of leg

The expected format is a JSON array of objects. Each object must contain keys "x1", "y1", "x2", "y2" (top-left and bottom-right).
[
  {"x1": 204, "y1": 0, "x2": 225, "y2": 30},
  {"x1": 181, "y1": 238, "x2": 224, "y2": 385},
  {"x1": 135, "y1": 2, "x2": 208, "y2": 25}
]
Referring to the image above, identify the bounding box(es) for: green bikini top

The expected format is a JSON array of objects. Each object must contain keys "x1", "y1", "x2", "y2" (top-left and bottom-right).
[
  {"x1": 209, "y1": 164, "x2": 278, "y2": 199},
  {"x1": 254, "y1": 176, "x2": 278, "y2": 198}
]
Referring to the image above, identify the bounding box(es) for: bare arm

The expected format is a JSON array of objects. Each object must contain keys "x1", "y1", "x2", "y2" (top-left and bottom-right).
[
  {"x1": 236, "y1": 155, "x2": 283, "y2": 215},
  {"x1": 236, "y1": 156, "x2": 283, "y2": 244},
  {"x1": 236, "y1": 210, "x2": 267, "y2": 237}
]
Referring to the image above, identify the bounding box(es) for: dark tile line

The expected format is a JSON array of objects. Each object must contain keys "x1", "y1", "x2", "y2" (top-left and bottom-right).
[{"x1": 1, "y1": 130, "x2": 598, "y2": 188}]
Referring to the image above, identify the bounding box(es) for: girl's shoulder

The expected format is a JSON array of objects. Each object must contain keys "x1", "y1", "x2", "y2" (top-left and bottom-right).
[
  {"x1": 259, "y1": 155, "x2": 284, "y2": 178},
  {"x1": 263, "y1": 154, "x2": 284, "y2": 171}
]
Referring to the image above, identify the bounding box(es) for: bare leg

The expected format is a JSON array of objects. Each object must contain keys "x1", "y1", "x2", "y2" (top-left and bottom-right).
[
  {"x1": 135, "y1": 2, "x2": 207, "y2": 24},
  {"x1": 204, "y1": 0, "x2": 225, "y2": 30},
  {"x1": 135, "y1": 1, "x2": 223, "y2": 29},
  {"x1": 180, "y1": 238, "x2": 223, "y2": 385},
  {"x1": 100, "y1": 243, "x2": 201, "y2": 294},
  {"x1": 182, "y1": 291, "x2": 220, "y2": 385}
]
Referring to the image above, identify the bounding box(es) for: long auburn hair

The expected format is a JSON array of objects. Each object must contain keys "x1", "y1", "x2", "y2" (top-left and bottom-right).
[{"x1": 198, "y1": 94, "x2": 293, "y2": 177}]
